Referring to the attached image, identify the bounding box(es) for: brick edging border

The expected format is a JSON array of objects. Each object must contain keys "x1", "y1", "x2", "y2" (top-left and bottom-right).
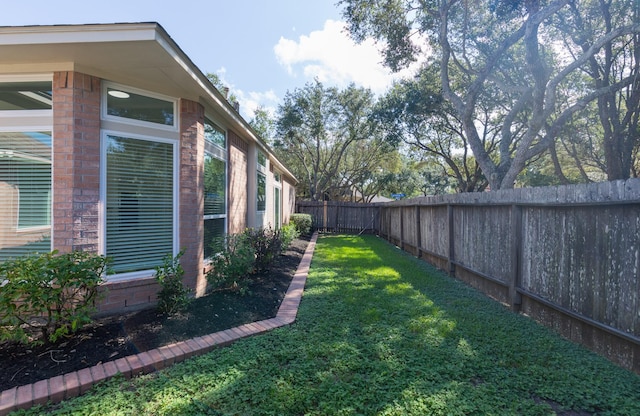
[{"x1": 0, "y1": 232, "x2": 318, "y2": 416}]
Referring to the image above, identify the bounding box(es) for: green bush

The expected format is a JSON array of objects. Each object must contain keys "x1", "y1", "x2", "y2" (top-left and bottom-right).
[
  {"x1": 154, "y1": 250, "x2": 191, "y2": 315},
  {"x1": 244, "y1": 227, "x2": 284, "y2": 272},
  {"x1": 0, "y1": 250, "x2": 110, "y2": 346},
  {"x1": 290, "y1": 213, "x2": 312, "y2": 235},
  {"x1": 280, "y1": 223, "x2": 300, "y2": 250},
  {"x1": 206, "y1": 233, "x2": 255, "y2": 294},
  {"x1": 207, "y1": 225, "x2": 299, "y2": 295}
]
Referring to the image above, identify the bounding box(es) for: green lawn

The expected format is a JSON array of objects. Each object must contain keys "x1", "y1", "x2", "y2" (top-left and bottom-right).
[{"x1": 17, "y1": 235, "x2": 640, "y2": 415}]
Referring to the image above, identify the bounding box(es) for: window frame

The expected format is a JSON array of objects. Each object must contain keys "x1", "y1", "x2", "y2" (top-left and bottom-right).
[
  {"x1": 101, "y1": 81, "x2": 178, "y2": 132},
  {"x1": 100, "y1": 130, "x2": 179, "y2": 281},
  {"x1": 256, "y1": 150, "x2": 267, "y2": 214},
  {"x1": 0, "y1": 74, "x2": 53, "y2": 261},
  {"x1": 203, "y1": 117, "x2": 227, "y2": 260},
  {"x1": 256, "y1": 171, "x2": 266, "y2": 213}
]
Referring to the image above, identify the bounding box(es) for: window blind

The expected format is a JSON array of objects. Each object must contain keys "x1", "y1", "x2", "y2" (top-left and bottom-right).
[
  {"x1": 105, "y1": 135, "x2": 174, "y2": 274},
  {"x1": 0, "y1": 131, "x2": 52, "y2": 261}
]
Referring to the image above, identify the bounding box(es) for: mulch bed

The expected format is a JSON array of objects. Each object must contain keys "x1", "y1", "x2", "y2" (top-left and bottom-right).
[{"x1": 0, "y1": 236, "x2": 309, "y2": 392}]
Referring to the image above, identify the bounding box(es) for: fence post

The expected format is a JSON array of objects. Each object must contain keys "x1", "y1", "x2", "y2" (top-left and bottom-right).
[
  {"x1": 400, "y1": 206, "x2": 405, "y2": 250},
  {"x1": 510, "y1": 204, "x2": 523, "y2": 312},
  {"x1": 323, "y1": 201, "x2": 327, "y2": 232},
  {"x1": 447, "y1": 204, "x2": 455, "y2": 276},
  {"x1": 415, "y1": 205, "x2": 422, "y2": 258}
]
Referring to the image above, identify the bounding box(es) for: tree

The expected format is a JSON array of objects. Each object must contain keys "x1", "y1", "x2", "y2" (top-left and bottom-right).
[
  {"x1": 275, "y1": 80, "x2": 394, "y2": 201},
  {"x1": 376, "y1": 65, "x2": 489, "y2": 192},
  {"x1": 553, "y1": 0, "x2": 640, "y2": 180},
  {"x1": 206, "y1": 72, "x2": 239, "y2": 104},
  {"x1": 340, "y1": 0, "x2": 640, "y2": 189},
  {"x1": 249, "y1": 105, "x2": 276, "y2": 144}
]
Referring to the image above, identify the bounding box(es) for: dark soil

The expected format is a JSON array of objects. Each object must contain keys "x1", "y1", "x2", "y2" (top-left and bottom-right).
[{"x1": 0, "y1": 236, "x2": 310, "y2": 392}]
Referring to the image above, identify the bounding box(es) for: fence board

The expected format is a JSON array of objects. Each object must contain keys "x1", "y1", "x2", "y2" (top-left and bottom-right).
[{"x1": 294, "y1": 179, "x2": 640, "y2": 373}]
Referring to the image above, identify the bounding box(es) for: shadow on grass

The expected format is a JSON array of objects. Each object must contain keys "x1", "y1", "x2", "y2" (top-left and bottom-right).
[{"x1": 23, "y1": 234, "x2": 640, "y2": 416}]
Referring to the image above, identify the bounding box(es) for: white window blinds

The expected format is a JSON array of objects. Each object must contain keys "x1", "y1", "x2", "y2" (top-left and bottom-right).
[
  {"x1": 105, "y1": 134, "x2": 175, "y2": 274},
  {"x1": 0, "y1": 131, "x2": 52, "y2": 261}
]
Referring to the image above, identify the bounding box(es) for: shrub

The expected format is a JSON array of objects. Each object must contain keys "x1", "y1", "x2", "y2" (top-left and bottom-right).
[
  {"x1": 154, "y1": 250, "x2": 191, "y2": 315},
  {"x1": 244, "y1": 227, "x2": 283, "y2": 272},
  {"x1": 0, "y1": 251, "x2": 110, "y2": 346},
  {"x1": 280, "y1": 223, "x2": 300, "y2": 251},
  {"x1": 206, "y1": 233, "x2": 255, "y2": 294},
  {"x1": 290, "y1": 213, "x2": 312, "y2": 235}
]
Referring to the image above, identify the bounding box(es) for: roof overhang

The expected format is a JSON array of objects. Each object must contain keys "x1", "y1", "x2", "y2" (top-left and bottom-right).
[{"x1": 0, "y1": 22, "x2": 297, "y2": 184}]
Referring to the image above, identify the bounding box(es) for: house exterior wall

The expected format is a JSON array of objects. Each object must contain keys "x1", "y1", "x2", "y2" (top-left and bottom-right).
[
  {"x1": 282, "y1": 179, "x2": 296, "y2": 224},
  {"x1": 178, "y1": 99, "x2": 206, "y2": 297},
  {"x1": 52, "y1": 71, "x2": 101, "y2": 254},
  {"x1": 228, "y1": 130, "x2": 248, "y2": 234},
  {"x1": 0, "y1": 27, "x2": 296, "y2": 317}
]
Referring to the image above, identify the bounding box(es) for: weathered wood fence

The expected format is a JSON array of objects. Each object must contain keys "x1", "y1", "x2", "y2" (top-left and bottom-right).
[
  {"x1": 296, "y1": 179, "x2": 640, "y2": 374},
  {"x1": 295, "y1": 201, "x2": 381, "y2": 234}
]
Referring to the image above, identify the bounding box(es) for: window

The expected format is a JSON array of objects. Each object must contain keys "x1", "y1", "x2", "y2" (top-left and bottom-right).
[
  {"x1": 257, "y1": 151, "x2": 266, "y2": 167},
  {"x1": 103, "y1": 83, "x2": 176, "y2": 129},
  {"x1": 256, "y1": 150, "x2": 267, "y2": 213},
  {"x1": 101, "y1": 82, "x2": 178, "y2": 279},
  {"x1": 0, "y1": 81, "x2": 52, "y2": 111},
  {"x1": 103, "y1": 133, "x2": 176, "y2": 275},
  {"x1": 273, "y1": 187, "x2": 281, "y2": 230},
  {"x1": 0, "y1": 77, "x2": 52, "y2": 262},
  {"x1": 204, "y1": 117, "x2": 226, "y2": 149},
  {"x1": 0, "y1": 131, "x2": 52, "y2": 260},
  {"x1": 273, "y1": 171, "x2": 282, "y2": 229},
  {"x1": 203, "y1": 118, "x2": 227, "y2": 259},
  {"x1": 257, "y1": 172, "x2": 266, "y2": 212}
]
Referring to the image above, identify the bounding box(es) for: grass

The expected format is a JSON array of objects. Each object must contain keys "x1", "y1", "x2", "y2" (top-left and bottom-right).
[{"x1": 14, "y1": 234, "x2": 640, "y2": 415}]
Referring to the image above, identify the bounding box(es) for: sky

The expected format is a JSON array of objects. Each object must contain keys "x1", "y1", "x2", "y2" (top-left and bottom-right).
[{"x1": 1, "y1": 0, "x2": 419, "y2": 120}]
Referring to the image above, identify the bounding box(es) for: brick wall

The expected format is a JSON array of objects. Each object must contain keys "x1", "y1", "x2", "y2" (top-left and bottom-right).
[
  {"x1": 228, "y1": 130, "x2": 248, "y2": 234},
  {"x1": 179, "y1": 99, "x2": 206, "y2": 296},
  {"x1": 52, "y1": 71, "x2": 101, "y2": 253},
  {"x1": 49, "y1": 75, "x2": 255, "y2": 315}
]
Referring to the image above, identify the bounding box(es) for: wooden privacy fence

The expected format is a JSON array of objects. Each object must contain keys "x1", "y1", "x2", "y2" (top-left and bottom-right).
[
  {"x1": 296, "y1": 179, "x2": 640, "y2": 374},
  {"x1": 296, "y1": 201, "x2": 381, "y2": 234}
]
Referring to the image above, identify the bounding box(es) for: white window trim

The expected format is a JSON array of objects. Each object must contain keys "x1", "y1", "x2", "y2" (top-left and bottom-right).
[
  {"x1": 100, "y1": 129, "x2": 180, "y2": 282},
  {"x1": 0, "y1": 74, "x2": 53, "y2": 255},
  {"x1": 0, "y1": 74, "x2": 53, "y2": 125},
  {"x1": 257, "y1": 171, "x2": 267, "y2": 213},
  {"x1": 101, "y1": 81, "x2": 178, "y2": 132},
  {"x1": 0, "y1": 128, "x2": 53, "y2": 237},
  {"x1": 203, "y1": 117, "x2": 228, "y2": 260}
]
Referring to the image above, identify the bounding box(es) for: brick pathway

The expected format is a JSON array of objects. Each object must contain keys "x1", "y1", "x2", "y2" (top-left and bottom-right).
[{"x1": 0, "y1": 233, "x2": 318, "y2": 416}]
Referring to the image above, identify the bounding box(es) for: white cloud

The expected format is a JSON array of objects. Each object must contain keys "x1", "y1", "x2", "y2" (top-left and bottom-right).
[
  {"x1": 235, "y1": 89, "x2": 279, "y2": 120},
  {"x1": 274, "y1": 19, "x2": 419, "y2": 95}
]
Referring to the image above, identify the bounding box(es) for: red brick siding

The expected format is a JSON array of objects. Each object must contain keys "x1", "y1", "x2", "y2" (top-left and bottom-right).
[
  {"x1": 179, "y1": 99, "x2": 206, "y2": 296},
  {"x1": 49, "y1": 75, "x2": 255, "y2": 315},
  {"x1": 228, "y1": 130, "x2": 248, "y2": 234},
  {"x1": 52, "y1": 71, "x2": 101, "y2": 253},
  {"x1": 98, "y1": 278, "x2": 160, "y2": 314}
]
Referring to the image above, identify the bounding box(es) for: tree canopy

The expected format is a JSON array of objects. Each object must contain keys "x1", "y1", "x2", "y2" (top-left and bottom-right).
[
  {"x1": 340, "y1": 0, "x2": 640, "y2": 189},
  {"x1": 275, "y1": 80, "x2": 399, "y2": 201}
]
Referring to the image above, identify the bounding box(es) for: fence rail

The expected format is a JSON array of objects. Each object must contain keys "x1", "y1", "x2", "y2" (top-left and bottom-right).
[
  {"x1": 296, "y1": 201, "x2": 381, "y2": 234},
  {"x1": 296, "y1": 179, "x2": 640, "y2": 374}
]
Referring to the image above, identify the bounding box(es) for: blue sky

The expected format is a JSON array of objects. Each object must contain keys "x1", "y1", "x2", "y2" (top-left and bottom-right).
[{"x1": 1, "y1": 0, "x2": 418, "y2": 120}]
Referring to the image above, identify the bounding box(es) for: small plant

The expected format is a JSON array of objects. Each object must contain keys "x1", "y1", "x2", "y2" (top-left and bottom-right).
[
  {"x1": 280, "y1": 223, "x2": 300, "y2": 251},
  {"x1": 0, "y1": 250, "x2": 110, "y2": 346},
  {"x1": 290, "y1": 213, "x2": 312, "y2": 235},
  {"x1": 244, "y1": 227, "x2": 284, "y2": 272},
  {"x1": 154, "y1": 249, "x2": 191, "y2": 315},
  {"x1": 207, "y1": 233, "x2": 255, "y2": 294}
]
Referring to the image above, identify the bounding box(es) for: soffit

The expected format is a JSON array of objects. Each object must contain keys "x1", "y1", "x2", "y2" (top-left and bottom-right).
[{"x1": 0, "y1": 23, "x2": 205, "y2": 100}]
